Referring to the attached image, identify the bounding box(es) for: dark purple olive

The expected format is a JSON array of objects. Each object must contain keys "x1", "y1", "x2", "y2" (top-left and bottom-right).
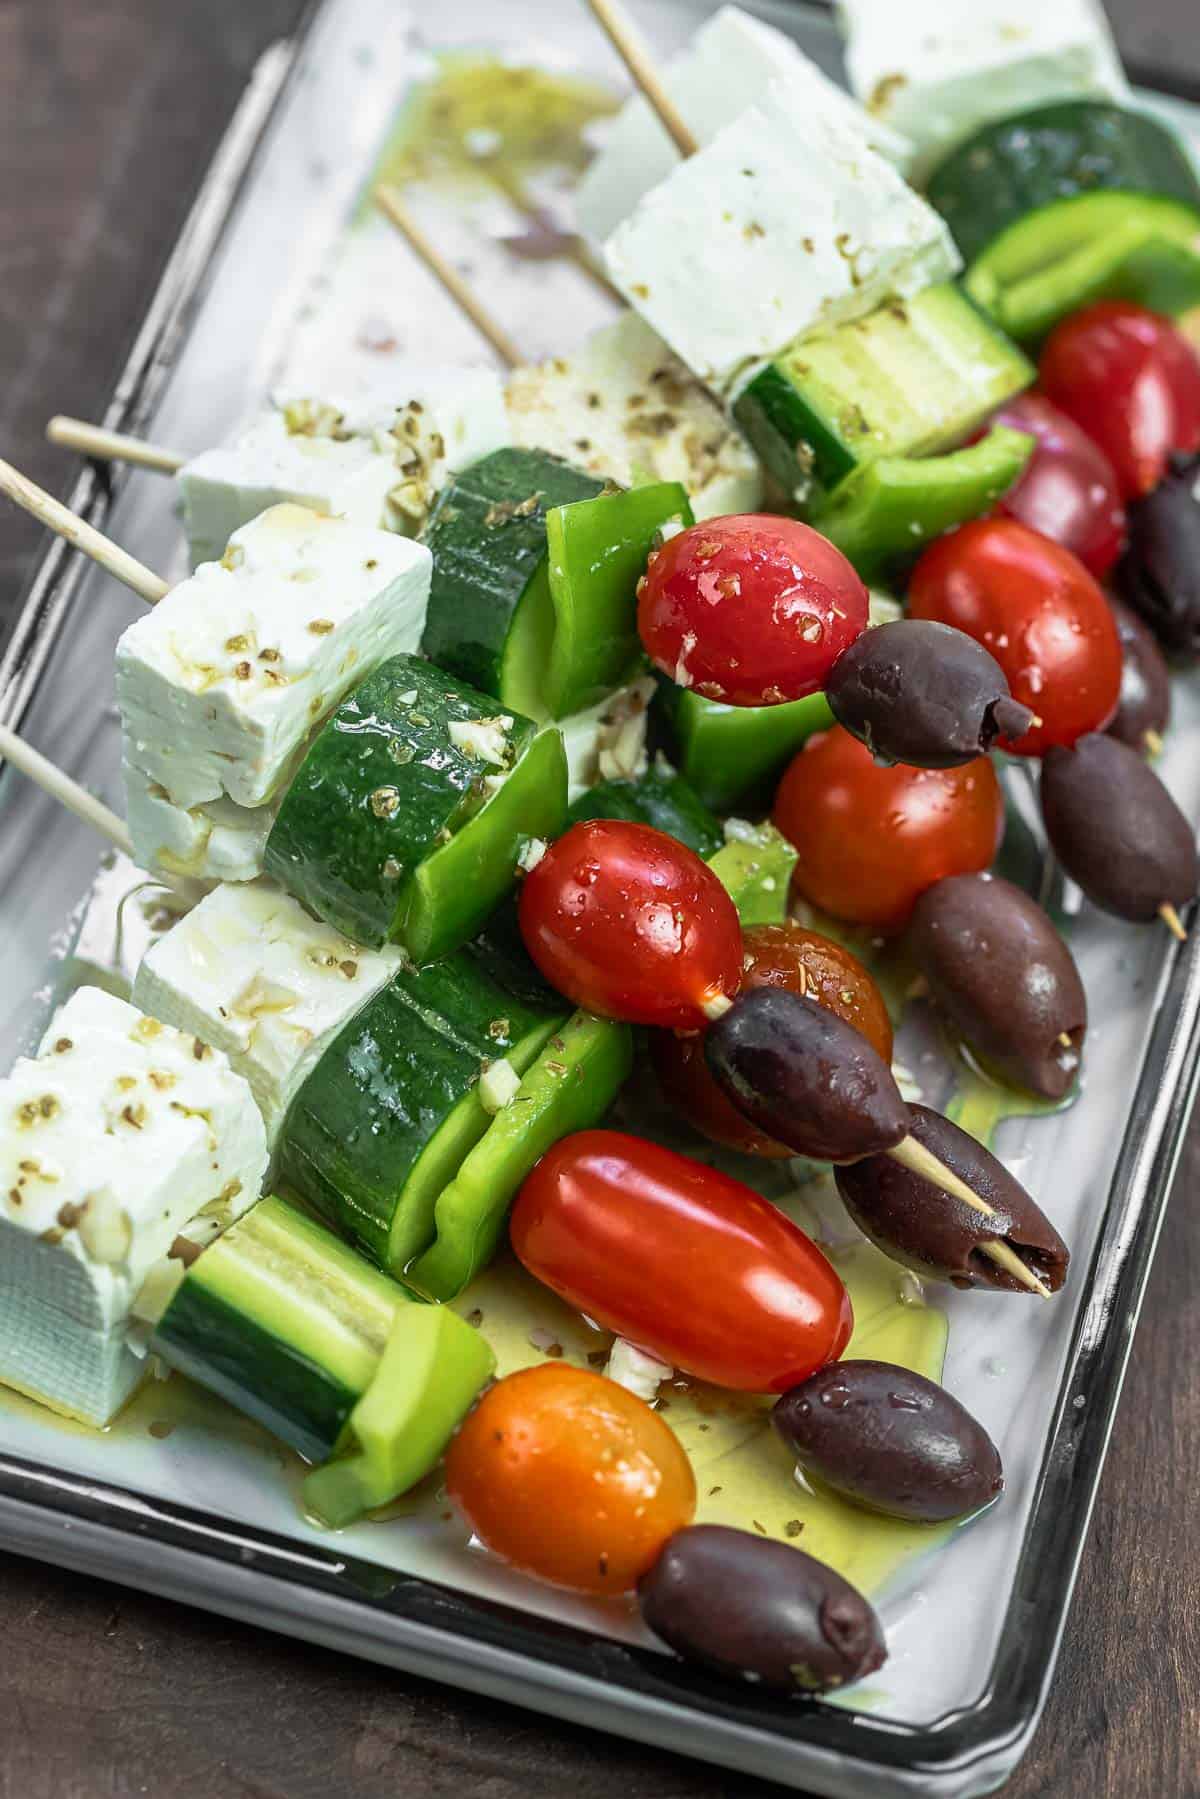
[
  {"x1": 1115, "y1": 450, "x2": 1200, "y2": 663},
  {"x1": 825, "y1": 619, "x2": 1036, "y2": 768},
  {"x1": 907, "y1": 873, "x2": 1086, "y2": 1100},
  {"x1": 638, "y1": 1525, "x2": 886, "y2": 1694},
  {"x1": 1106, "y1": 595, "x2": 1170, "y2": 755},
  {"x1": 705, "y1": 987, "x2": 908, "y2": 1163},
  {"x1": 835, "y1": 1105, "x2": 1069, "y2": 1293},
  {"x1": 1040, "y1": 733, "x2": 1197, "y2": 926},
  {"x1": 773, "y1": 1361, "x2": 1004, "y2": 1525}
]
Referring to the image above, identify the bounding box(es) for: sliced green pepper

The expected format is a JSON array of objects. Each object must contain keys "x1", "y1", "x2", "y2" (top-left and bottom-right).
[
  {"x1": 811, "y1": 427, "x2": 1034, "y2": 582},
  {"x1": 503, "y1": 482, "x2": 693, "y2": 720},
  {"x1": 706, "y1": 824, "x2": 798, "y2": 926},
  {"x1": 409, "y1": 1009, "x2": 634, "y2": 1301},
  {"x1": 264, "y1": 655, "x2": 565, "y2": 959},
  {"x1": 655, "y1": 679, "x2": 832, "y2": 812}
]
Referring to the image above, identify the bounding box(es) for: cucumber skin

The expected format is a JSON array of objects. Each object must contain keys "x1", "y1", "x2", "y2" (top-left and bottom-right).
[
  {"x1": 926, "y1": 101, "x2": 1200, "y2": 266},
  {"x1": 733, "y1": 362, "x2": 852, "y2": 502},
  {"x1": 265, "y1": 654, "x2": 535, "y2": 951},
  {"x1": 155, "y1": 1280, "x2": 358, "y2": 1465},
  {"x1": 421, "y1": 448, "x2": 605, "y2": 698},
  {"x1": 567, "y1": 764, "x2": 723, "y2": 858}
]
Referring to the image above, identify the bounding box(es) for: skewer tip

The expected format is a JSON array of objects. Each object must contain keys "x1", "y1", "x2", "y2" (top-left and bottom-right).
[
  {"x1": 1160, "y1": 902, "x2": 1188, "y2": 943},
  {"x1": 1144, "y1": 728, "x2": 1165, "y2": 757},
  {"x1": 701, "y1": 991, "x2": 735, "y2": 1023}
]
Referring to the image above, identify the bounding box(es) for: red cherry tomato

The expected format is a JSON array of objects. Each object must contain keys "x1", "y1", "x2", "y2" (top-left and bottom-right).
[
  {"x1": 1039, "y1": 301, "x2": 1200, "y2": 499},
  {"x1": 774, "y1": 726, "x2": 1004, "y2": 932},
  {"x1": 518, "y1": 819, "x2": 742, "y2": 1029},
  {"x1": 637, "y1": 514, "x2": 869, "y2": 707},
  {"x1": 992, "y1": 391, "x2": 1126, "y2": 577},
  {"x1": 651, "y1": 923, "x2": 894, "y2": 1158},
  {"x1": 445, "y1": 1364, "x2": 696, "y2": 1595},
  {"x1": 511, "y1": 1130, "x2": 853, "y2": 1392},
  {"x1": 908, "y1": 517, "x2": 1121, "y2": 755}
]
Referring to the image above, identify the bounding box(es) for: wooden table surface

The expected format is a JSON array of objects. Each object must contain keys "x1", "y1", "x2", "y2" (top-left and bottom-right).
[{"x1": 1, "y1": 3, "x2": 1197, "y2": 1794}]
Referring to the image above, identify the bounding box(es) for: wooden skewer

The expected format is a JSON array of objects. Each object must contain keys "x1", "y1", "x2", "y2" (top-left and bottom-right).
[
  {"x1": 1160, "y1": 903, "x2": 1188, "y2": 942},
  {"x1": 1144, "y1": 728, "x2": 1165, "y2": 757},
  {"x1": 375, "y1": 186, "x2": 523, "y2": 369},
  {"x1": 583, "y1": 0, "x2": 699, "y2": 158},
  {"x1": 1058, "y1": 1031, "x2": 1074, "y2": 1049},
  {"x1": 0, "y1": 458, "x2": 169, "y2": 606},
  {"x1": 47, "y1": 417, "x2": 185, "y2": 475},
  {"x1": 0, "y1": 724, "x2": 132, "y2": 857},
  {"x1": 887, "y1": 1134, "x2": 1052, "y2": 1298}
]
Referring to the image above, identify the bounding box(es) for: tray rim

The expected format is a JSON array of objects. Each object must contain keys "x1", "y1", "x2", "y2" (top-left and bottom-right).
[{"x1": 2, "y1": 3, "x2": 1200, "y2": 1792}]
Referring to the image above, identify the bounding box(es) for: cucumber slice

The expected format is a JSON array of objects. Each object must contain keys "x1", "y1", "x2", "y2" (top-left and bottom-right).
[
  {"x1": 277, "y1": 940, "x2": 568, "y2": 1275},
  {"x1": 707, "y1": 824, "x2": 798, "y2": 927},
  {"x1": 964, "y1": 192, "x2": 1200, "y2": 345},
  {"x1": 567, "y1": 762, "x2": 723, "y2": 857},
  {"x1": 420, "y1": 448, "x2": 604, "y2": 700},
  {"x1": 409, "y1": 1009, "x2": 634, "y2": 1301},
  {"x1": 264, "y1": 655, "x2": 565, "y2": 959},
  {"x1": 654, "y1": 680, "x2": 832, "y2": 812},
  {"x1": 503, "y1": 482, "x2": 692, "y2": 720},
  {"x1": 153, "y1": 1196, "x2": 402, "y2": 1464},
  {"x1": 733, "y1": 285, "x2": 1032, "y2": 505},
  {"x1": 153, "y1": 1196, "x2": 493, "y2": 1525},
  {"x1": 925, "y1": 101, "x2": 1200, "y2": 268},
  {"x1": 813, "y1": 426, "x2": 1034, "y2": 581}
]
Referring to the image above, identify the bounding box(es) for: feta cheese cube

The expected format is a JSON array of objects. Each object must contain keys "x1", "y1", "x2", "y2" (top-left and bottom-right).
[
  {"x1": 556, "y1": 676, "x2": 655, "y2": 802},
  {"x1": 116, "y1": 503, "x2": 431, "y2": 812},
  {"x1": 178, "y1": 367, "x2": 509, "y2": 566},
  {"x1": 838, "y1": 0, "x2": 1129, "y2": 178},
  {"x1": 576, "y1": 4, "x2": 910, "y2": 245},
  {"x1": 0, "y1": 987, "x2": 266, "y2": 1424},
  {"x1": 132, "y1": 879, "x2": 403, "y2": 1144},
  {"x1": 67, "y1": 852, "x2": 193, "y2": 1001},
  {"x1": 123, "y1": 763, "x2": 278, "y2": 885},
  {"x1": 506, "y1": 314, "x2": 763, "y2": 520},
  {"x1": 604, "y1": 76, "x2": 960, "y2": 397}
]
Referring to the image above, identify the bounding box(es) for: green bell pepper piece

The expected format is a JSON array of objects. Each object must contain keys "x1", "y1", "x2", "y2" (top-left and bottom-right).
[
  {"x1": 811, "y1": 426, "x2": 1035, "y2": 582},
  {"x1": 409, "y1": 1009, "x2": 634, "y2": 1301},
  {"x1": 304, "y1": 1304, "x2": 495, "y2": 1528},
  {"x1": 707, "y1": 824, "x2": 798, "y2": 926},
  {"x1": 655, "y1": 679, "x2": 832, "y2": 812},
  {"x1": 502, "y1": 481, "x2": 693, "y2": 721}
]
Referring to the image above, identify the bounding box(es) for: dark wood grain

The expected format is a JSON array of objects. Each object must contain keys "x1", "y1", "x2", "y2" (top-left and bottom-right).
[{"x1": 1, "y1": 3, "x2": 1198, "y2": 1795}]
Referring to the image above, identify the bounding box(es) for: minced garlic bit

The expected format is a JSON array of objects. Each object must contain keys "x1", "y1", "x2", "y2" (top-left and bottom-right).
[
  {"x1": 479, "y1": 1057, "x2": 522, "y2": 1115},
  {"x1": 77, "y1": 1192, "x2": 134, "y2": 1266},
  {"x1": 517, "y1": 837, "x2": 548, "y2": 874},
  {"x1": 447, "y1": 715, "x2": 513, "y2": 768},
  {"x1": 605, "y1": 1338, "x2": 673, "y2": 1404}
]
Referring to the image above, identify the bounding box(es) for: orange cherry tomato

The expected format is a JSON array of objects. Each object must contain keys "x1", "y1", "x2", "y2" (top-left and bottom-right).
[
  {"x1": 651, "y1": 923, "x2": 894, "y2": 1157},
  {"x1": 907, "y1": 517, "x2": 1122, "y2": 755},
  {"x1": 518, "y1": 819, "x2": 742, "y2": 1029},
  {"x1": 774, "y1": 726, "x2": 1004, "y2": 933},
  {"x1": 445, "y1": 1363, "x2": 696, "y2": 1595},
  {"x1": 511, "y1": 1130, "x2": 853, "y2": 1391}
]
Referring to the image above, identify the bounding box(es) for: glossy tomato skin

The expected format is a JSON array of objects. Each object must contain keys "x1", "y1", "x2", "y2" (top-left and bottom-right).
[
  {"x1": 992, "y1": 391, "x2": 1126, "y2": 577},
  {"x1": 908, "y1": 517, "x2": 1122, "y2": 755},
  {"x1": 637, "y1": 514, "x2": 869, "y2": 707},
  {"x1": 518, "y1": 819, "x2": 742, "y2": 1029},
  {"x1": 774, "y1": 726, "x2": 1004, "y2": 933},
  {"x1": 511, "y1": 1130, "x2": 853, "y2": 1392},
  {"x1": 651, "y1": 923, "x2": 894, "y2": 1158},
  {"x1": 445, "y1": 1364, "x2": 696, "y2": 1595},
  {"x1": 1039, "y1": 301, "x2": 1200, "y2": 500}
]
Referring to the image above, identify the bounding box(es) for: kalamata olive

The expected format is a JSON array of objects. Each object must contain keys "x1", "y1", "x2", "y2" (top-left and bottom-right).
[
  {"x1": 825, "y1": 619, "x2": 1036, "y2": 768},
  {"x1": 1115, "y1": 450, "x2": 1200, "y2": 663},
  {"x1": 1105, "y1": 595, "x2": 1171, "y2": 754},
  {"x1": 705, "y1": 987, "x2": 909, "y2": 1163},
  {"x1": 835, "y1": 1105, "x2": 1070, "y2": 1293},
  {"x1": 907, "y1": 873, "x2": 1086, "y2": 1100},
  {"x1": 1040, "y1": 733, "x2": 1198, "y2": 925},
  {"x1": 638, "y1": 1524, "x2": 886, "y2": 1694},
  {"x1": 773, "y1": 1360, "x2": 1004, "y2": 1525}
]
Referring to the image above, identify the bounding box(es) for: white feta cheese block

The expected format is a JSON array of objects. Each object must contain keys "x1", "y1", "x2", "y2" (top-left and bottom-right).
[
  {"x1": 506, "y1": 314, "x2": 763, "y2": 520},
  {"x1": 0, "y1": 986, "x2": 266, "y2": 1425},
  {"x1": 177, "y1": 366, "x2": 509, "y2": 566},
  {"x1": 67, "y1": 852, "x2": 193, "y2": 1001},
  {"x1": 838, "y1": 0, "x2": 1129, "y2": 178},
  {"x1": 116, "y1": 503, "x2": 432, "y2": 813},
  {"x1": 123, "y1": 762, "x2": 278, "y2": 885},
  {"x1": 133, "y1": 879, "x2": 403, "y2": 1144},
  {"x1": 577, "y1": 4, "x2": 910, "y2": 246},
  {"x1": 604, "y1": 76, "x2": 960, "y2": 398}
]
